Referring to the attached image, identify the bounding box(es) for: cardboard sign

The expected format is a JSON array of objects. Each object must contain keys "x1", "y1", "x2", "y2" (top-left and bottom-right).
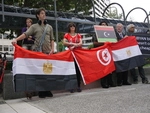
[{"x1": 94, "y1": 25, "x2": 117, "y2": 42}]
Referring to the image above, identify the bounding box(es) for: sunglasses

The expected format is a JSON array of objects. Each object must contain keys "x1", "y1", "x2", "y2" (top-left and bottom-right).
[{"x1": 69, "y1": 25, "x2": 75, "y2": 27}]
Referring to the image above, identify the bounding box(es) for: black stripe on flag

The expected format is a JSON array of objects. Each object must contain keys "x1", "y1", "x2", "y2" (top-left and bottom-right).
[
  {"x1": 14, "y1": 74, "x2": 78, "y2": 92},
  {"x1": 97, "y1": 29, "x2": 117, "y2": 39},
  {"x1": 115, "y1": 55, "x2": 145, "y2": 72}
]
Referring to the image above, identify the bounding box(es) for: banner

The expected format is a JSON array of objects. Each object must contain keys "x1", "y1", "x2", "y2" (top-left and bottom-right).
[{"x1": 133, "y1": 33, "x2": 150, "y2": 55}]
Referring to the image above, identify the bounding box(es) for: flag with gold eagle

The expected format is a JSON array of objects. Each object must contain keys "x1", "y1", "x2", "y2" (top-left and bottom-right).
[
  {"x1": 111, "y1": 36, "x2": 145, "y2": 72},
  {"x1": 13, "y1": 45, "x2": 77, "y2": 92}
]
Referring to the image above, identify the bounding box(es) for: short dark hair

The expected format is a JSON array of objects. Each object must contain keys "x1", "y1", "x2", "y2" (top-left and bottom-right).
[
  {"x1": 67, "y1": 22, "x2": 76, "y2": 33},
  {"x1": 99, "y1": 21, "x2": 108, "y2": 26},
  {"x1": 35, "y1": 7, "x2": 46, "y2": 20}
]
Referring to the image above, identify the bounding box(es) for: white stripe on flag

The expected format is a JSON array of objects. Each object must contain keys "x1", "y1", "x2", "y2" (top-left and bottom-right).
[
  {"x1": 112, "y1": 45, "x2": 142, "y2": 61},
  {"x1": 13, "y1": 58, "x2": 76, "y2": 76}
]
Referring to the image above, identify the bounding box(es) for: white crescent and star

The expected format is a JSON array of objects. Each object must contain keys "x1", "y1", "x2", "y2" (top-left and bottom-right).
[
  {"x1": 104, "y1": 32, "x2": 110, "y2": 37},
  {"x1": 96, "y1": 49, "x2": 111, "y2": 66}
]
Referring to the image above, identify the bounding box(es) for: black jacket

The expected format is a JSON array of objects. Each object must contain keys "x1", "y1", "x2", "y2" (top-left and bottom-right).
[{"x1": 115, "y1": 31, "x2": 125, "y2": 41}]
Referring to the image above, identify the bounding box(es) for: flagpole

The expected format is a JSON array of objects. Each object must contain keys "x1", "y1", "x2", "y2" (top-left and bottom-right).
[
  {"x1": 54, "y1": 0, "x2": 59, "y2": 52},
  {"x1": 2, "y1": 0, "x2": 5, "y2": 22}
]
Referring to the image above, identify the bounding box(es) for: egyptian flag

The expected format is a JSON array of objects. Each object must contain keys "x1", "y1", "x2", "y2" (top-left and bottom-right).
[
  {"x1": 72, "y1": 43, "x2": 115, "y2": 85},
  {"x1": 94, "y1": 25, "x2": 117, "y2": 42},
  {"x1": 111, "y1": 36, "x2": 145, "y2": 72},
  {"x1": 13, "y1": 45, "x2": 77, "y2": 92}
]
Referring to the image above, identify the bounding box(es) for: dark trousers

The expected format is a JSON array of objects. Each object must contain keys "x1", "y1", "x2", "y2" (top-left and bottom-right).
[
  {"x1": 74, "y1": 60, "x2": 81, "y2": 88},
  {"x1": 22, "y1": 44, "x2": 33, "y2": 50},
  {"x1": 117, "y1": 71, "x2": 128, "y2": 84},
  {"x1": 101, "y1": 73, "x2": 114, "y2": 87},
  {"x1": 130, "y1": 66, "x2": 147, "y2": 82},
  {"x1": 38, "y1": 52, "x2": 53, "y2": 97}
]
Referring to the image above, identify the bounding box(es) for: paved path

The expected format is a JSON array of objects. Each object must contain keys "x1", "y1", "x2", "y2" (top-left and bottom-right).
[{"x1": 0, "y1": 82, "x2": 150, "y2": 113}]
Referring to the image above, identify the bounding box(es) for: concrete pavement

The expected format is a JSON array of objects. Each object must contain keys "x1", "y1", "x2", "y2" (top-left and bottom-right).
[{"x1": 0, "y1": 82, "x2": 150, "y2": 113}]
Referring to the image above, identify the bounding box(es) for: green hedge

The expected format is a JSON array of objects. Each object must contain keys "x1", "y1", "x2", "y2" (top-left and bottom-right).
[{"x1": 6, "y1": 61, "x2": 12, "y2": 70}]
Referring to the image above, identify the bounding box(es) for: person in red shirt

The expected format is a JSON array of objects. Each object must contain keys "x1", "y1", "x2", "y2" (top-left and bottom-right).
[
  {"x1": 63, "y1": 23, "x2": 82, "y2": 50},
  {"x1": 63, "y1": 22, "x2": 82, "y2": 93}
]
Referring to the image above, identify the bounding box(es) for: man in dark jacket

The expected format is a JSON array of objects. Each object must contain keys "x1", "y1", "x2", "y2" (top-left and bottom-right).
[
  {"x1": 126, "y1": 24, "x2": 149, "y2": 84},
  {"x1": 115, "y1": 23, "x2": 131, "y2": 86}
]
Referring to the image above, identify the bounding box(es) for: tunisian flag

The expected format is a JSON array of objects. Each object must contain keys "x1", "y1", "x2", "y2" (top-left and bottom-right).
[
  {"x1": 72, "y1": 43, "x2": 115, "y2": 85},
  {"x1": 13, "y1": 45, "x2": 77, "y2": 92},
  {"x1": 111, "y1": 36, "x2": 145, "y2": 72}
]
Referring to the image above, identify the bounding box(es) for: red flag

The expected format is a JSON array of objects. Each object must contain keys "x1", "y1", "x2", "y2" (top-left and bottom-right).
[
  {"x1": 72, "y1": 43, "x2": 115, "y2": 85},
  {"x1": 13, "y1": 44, "x2": 77, "y2": 92},
  {"x1": 111, "y1": 36, "x2": 145, "y2": 72}
]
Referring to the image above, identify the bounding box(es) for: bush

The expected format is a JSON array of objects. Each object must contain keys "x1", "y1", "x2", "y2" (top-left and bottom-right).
[
  {"x1": 88, "y1": 44, "x2": 94, "y2": 49},
  {"x1": 58, "y1": 41, "x2": 65, "y2": 52},
  {"x1": 5, "y1": 61, "x2": 12, "y2": 70}
]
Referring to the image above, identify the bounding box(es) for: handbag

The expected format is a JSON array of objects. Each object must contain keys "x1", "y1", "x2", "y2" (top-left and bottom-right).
[{"x1": 35, "y1": 24, "x2": 48, "y2": 52}]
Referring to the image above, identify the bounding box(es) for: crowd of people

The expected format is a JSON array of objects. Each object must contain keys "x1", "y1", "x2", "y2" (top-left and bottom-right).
[{"x1": 11, "y1": 7, "x2": 150, "y2": 99}]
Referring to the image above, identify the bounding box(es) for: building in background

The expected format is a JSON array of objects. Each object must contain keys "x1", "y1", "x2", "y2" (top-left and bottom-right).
[
  {"x1": 81, "y1": 33, "x2": 93, "y2": 49},
  {"x1": 0, "y1": 33, "x2": 14, "y2": 55},
  {"x1": 89, "y1": 0, "x2": 110, "y2": 17}
]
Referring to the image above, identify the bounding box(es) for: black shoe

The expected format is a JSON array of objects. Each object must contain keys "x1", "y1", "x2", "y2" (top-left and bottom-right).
[
  {"x1": 102, "y1": 85, "x2": 109, "y2": 88},
  {"x1": 123, "y1": 82, "x2": 131, "y2": 85},
  {"x1": 39, "y1": 95, "x2": 46, "y2": 98},
  {"x1": 38, "y1": 92, "x2": 46, "y2": 98},
  {"x1": 77, "y1": 87, "x2": 82, "y2": 92},
  {"x1": 45, "y1": 91, "x2": 53, "y2": 97},
  {"x1": 25, "y1": 92, "x2": 33, "y2": 100},
  {"x1": 142, "y1": 80, "x2": 150, "y2": 84},
  {"x1": 117, "y1": 83, "x2": 122, "y2": 86},
  {"x1": 109, "y1": 84, "x2": 116, "y2": 87},
  {"x1": 69, "y1": 89, "x2": 74, "y2": 93},
  {"x1": 133, "y1": 80, "x2": 138, "y2": 84}
]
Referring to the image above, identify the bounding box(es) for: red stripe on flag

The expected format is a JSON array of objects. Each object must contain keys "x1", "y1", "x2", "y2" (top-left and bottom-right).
[
  {"x1": 110, "y1": 36, "x2": 138, "y2": 50},
  {"x1": 14, "y1": 44, "x2": 74, "y2": 62},
  {"x1": 94, "y1": 26, "x2": 114, "y2": 31}
]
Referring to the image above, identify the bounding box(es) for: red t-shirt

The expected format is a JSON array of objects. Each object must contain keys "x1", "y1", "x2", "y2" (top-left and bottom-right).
[
  {"x1": 64, "y1": 33, "x2": 82, "y2": 43},
  {"x1": 64, "y1": 33, "x2": 82, "y2": 48}
]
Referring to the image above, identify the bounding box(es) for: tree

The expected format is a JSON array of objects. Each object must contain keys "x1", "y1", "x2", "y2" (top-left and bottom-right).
[
  {"x1": 2, "y1": 0, "x2": 93, "y2": 39},
  {"x1": 108, "y1": 9, "x2": 122, "y2": 19},
  {"x1": 4, "y1": 0, "x2": 93, "y2": 14}
]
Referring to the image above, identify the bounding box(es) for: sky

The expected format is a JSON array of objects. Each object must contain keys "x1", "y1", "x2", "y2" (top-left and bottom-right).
[{"x1": 109, "y1": 0, "x2": 150, "y2": 22}]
